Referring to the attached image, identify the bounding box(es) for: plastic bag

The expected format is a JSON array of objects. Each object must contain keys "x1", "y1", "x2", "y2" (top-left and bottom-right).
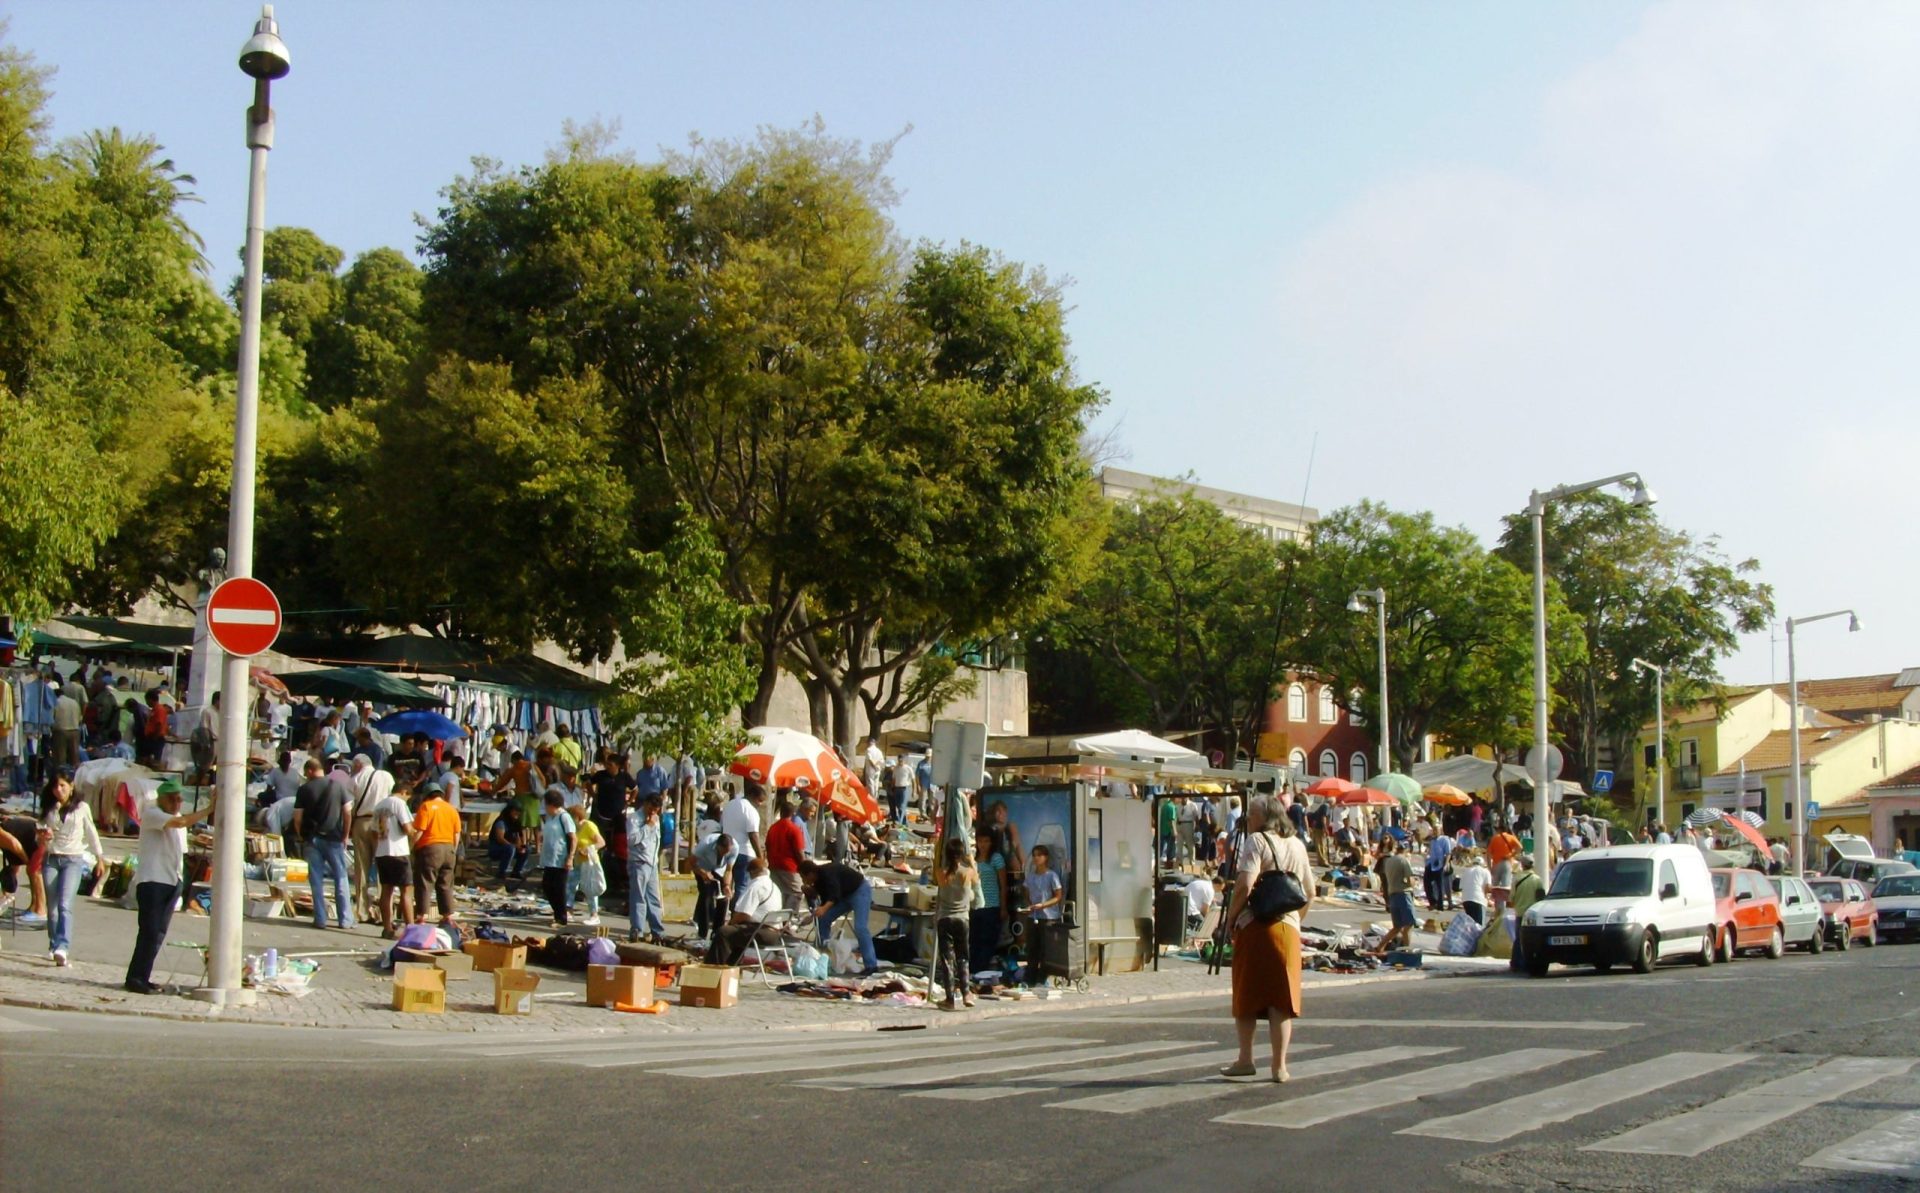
[
  {"x1": 585, "y1": 936, "x2": 620, "y2": 966},
  {"x1": 579, "y1": 858, "x2": 607, "y2": 899},
  {"x1": 1439, "y1": 911, "x2": 1483, "y2": 957},
  {"x1": 791, "y1": 943, "x2": 829, "y2": 980},
  {"x1": 1474, "y1": 910, "x2": 1512, "y2": 959},
  {"x1": 828, "y1": 934, "x2": 861, "y2": 975}
]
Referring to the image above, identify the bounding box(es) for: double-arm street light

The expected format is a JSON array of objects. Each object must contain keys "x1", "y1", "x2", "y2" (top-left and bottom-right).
[
  {"x1": 1528, "y1": 472, "x2": 1654, "y2": 879},
  {"x1": 199, "y1": 6, "x2": 289, "y2": 1005},
  {"x1": 1347, "y1": 588, "x2": 1389, "y2": 780},
  {"x1": 1786, "y1": 608, "x2": 1860, "y2": 876},
  {"x1": 1628, "y1": 658, "x2": 1663, "y2": 831}
]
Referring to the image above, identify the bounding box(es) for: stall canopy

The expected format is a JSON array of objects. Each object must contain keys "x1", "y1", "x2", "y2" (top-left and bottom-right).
[
  {"x1": 1071, "y1": 729, "x2": 1201, "y2": 766},
  {"x1": 1409, "y1": 754, "x2": 1585, "y2": 800},
  {"x1": 279, "y1": 666, "x2": 442, "y2": 707}
]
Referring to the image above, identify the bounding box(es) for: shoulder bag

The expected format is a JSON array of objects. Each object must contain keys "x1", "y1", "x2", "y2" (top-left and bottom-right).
[{"x1": 1248, "y1": 832, "x2": 1309, "y2": 921}]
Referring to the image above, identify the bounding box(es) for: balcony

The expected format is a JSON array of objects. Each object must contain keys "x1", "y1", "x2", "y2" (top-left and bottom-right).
[{"x1": 1674, "y1": 764, "x2": 1703, "y2": 790}]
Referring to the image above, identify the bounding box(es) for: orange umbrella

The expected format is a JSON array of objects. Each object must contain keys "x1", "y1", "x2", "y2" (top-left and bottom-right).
[
  {"x1": 1303, "y1": 776, "x2": 1359, "y2": 798},
  {"x1": 820, "y1": 772, "x2": 883, "y2": 825},
  {"x1": 729, "y1": 726, "x2": 852, "y2": 791},
  {"x1": 1334, "y1": 787, "x2": 1399, "y2": 807},
  {"x1": 1423, "y1": 784, "x2": 1471, "y2": 806}
]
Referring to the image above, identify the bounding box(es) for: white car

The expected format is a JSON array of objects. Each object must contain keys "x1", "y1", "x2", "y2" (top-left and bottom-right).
[
  {"x1": 1768, "y1": 874, "x2": 1827, "y2": 954},
  {"x1": 1872, "y1": 873, "x2": 1920, "y2": 944}
]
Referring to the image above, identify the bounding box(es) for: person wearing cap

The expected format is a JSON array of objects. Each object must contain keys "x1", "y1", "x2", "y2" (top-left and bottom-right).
[
  {"x1": 124, "y1": 781, "x2": 213, "y2": 993},
  {"x1": 410, "y1": 778, "x2": 461, "y2": 924},
  {"x1": 347, "y1": 755, "x2": 395, "y2": 925}
]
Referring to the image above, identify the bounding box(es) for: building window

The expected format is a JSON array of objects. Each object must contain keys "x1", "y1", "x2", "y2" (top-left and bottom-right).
[
  {"x1": 1318, "y1": 687, "x2": 1337, "y2": 723},
  {"x1": 1681, "y1": 802, "x2": 1696, "y2": 821},
  {"x1": 1351, "y1": 753, "x2": 1367, "y2": 784},
  {"x1": 1290, "y1": 749, "x2": 1308, "y2": 778},
  {"x1": 1678, "y1": 739, "x2": 1699, "y2": 768},
  {"x1": 1318, "y1": 749, "x2": 1337, "y2": 777},
  {"x1": 1287, "y1": 684, "x2": 1306, "y2": 722}
]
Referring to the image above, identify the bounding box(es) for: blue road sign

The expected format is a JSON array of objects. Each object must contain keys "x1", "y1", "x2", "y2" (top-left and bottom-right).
[{"x1": 1591, "y1": 769, "x2": 1615, "y2": 794}]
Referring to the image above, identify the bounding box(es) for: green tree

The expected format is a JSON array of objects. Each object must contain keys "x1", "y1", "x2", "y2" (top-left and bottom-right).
[
  {"x1": 1496, "y1": 493, "x2": 1774, "y2": 788},
  {"x1": 1293, "y1": 502, "x2": 1584, "y2": 773},
  {"x1": 603, "y1": 509, "x2": 759, "y2": 764},
  {"x1": 308, "y1": 247, "x2": 424, "y2": 408},
  {"x1": 1038, "y1": 490, "x2": 1282, "y2": 759}
]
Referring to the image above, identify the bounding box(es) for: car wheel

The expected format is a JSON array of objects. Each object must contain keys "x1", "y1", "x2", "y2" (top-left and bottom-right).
[
  {"x1": 1632, "y1": 929, "x2": 1658, "y2": 974},
  {"x1": 1526, "y1": 956, "x2": 1549, "y2": 978},
  {"x1": 1718, "y1": 924, "x2": 1737, "y2": 963},
  {"x1": 1836, "y1": 922, "x2": 1852, "y2": 951},
  {"x1": 1766, "y1": 925, "x2": 1784, "y2": 959},
  {"x1": 1694, "y1": 933, "x2": 1714, "y2": 966},
  {"x1": 1808, "y1": 922, "x2": 1824, "y2": 954}
]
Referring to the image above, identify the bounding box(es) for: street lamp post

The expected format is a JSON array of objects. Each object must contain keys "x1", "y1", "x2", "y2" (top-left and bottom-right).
[
  {"x1": 1628, "y1": 658, "x2": 1663, "y2": 831},
  {"x1": 197, "y1": 6, "x2": 289, "y2": 1006},
  {"x1": 1347, "y1": 588, "x2": 1389, "y2": 779},
  {"x1": 1528, "y1": 472, "x2": 1654, "y2": 881},
  {"x1": 1786, "y1": 609, "x2": 1860, "y2": 876}
]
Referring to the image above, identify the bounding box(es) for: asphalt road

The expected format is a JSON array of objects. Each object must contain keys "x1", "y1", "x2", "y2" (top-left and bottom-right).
[{"x1": 6, "y1": 945, "x2": 1920, "y2": 1191}]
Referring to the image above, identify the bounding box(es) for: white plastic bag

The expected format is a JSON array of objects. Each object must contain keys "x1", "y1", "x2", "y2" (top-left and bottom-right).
[{"x1": 828, "y1": 925, "x2": 862, "y2": 975}]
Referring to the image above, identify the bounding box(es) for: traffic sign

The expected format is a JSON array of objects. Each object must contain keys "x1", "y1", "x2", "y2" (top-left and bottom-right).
[
  {"x1": 1592, "y1": 769, "x2": 1615, "y2": 794},
  {"x1": 1808, "y1": 801, "x2": 1821, "y2": 820},
  {"x1": 205, "y1": 577, "x2": 282, "y2": 657}
]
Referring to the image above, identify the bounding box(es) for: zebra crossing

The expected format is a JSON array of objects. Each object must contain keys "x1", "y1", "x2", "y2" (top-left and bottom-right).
[{"x1": 376, "y1": 1021, "x2": 1920, "y2": 1175}]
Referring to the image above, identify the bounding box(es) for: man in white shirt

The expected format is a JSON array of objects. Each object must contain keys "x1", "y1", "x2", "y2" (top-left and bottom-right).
[
  {"x1": 721, "y1": 784, "x2": 766, "y2": 893},
  {"x1": 370, "y1": 780, "x2": 416, "y2": 937},
  {"x1": 347, "y1": 756, "x2": 395, "y2": 924},
  {"x1": 707, "y1": 856, "x2": 784, "y2": 965},
  {"x1": 124, "y1": 780, "x2": 212, "y2": 993},
  {"x1": 1184, "y1": 873, "x2": 1218, "y2": 936}
]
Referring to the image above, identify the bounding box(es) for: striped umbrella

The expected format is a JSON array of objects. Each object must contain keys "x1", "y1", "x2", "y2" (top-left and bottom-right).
[
  {"x1": 1684, "y1": 807, "x2": 1724, "y2": 828},
  {"x1": 1729, "y1": 810, "x2": 1765, "y2": 828}
]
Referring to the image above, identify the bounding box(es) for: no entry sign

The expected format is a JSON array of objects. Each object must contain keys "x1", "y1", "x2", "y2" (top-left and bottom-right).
[{"x1": 206, "y1": 577, "x2": 283, "y2": 657}]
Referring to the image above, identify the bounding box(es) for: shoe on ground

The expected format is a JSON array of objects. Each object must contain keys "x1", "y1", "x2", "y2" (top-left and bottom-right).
[
  {"x1": 18, "y1": 912, "x2": 45, "y2": 927},
  {"x1": 583, "y1": 916, "x2": 601, "y2": 927},
  {"x1": 123, "y1": 980, "x2": 157, "y2": 995},
  {"x1": 52, "y1": 949, "x2": 69, "y2": 967}
]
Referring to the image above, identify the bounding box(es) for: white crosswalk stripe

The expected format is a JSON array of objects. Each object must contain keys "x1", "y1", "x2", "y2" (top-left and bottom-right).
[
  {"x1": 0, "y1": 1013, "x2": 51, "y2": 1034},
  {"x1": 1584, "y1": 1056, "x2": 1918, "y2": 1157},
  {"x1": 1051, "y1": 1045, "x2": 1456, "y2": 1115},
  {"x1": 1801, "y1": 1109, "x2": 1920, "y2": 1177},
  {"x1": 643, "y1": 1036, "x2": 1065, "y2": 1077},
  {"x1": 799, "y1": 1040, "x2": 1193, "y2": 1091},
  {"x1": 1214, "y1": 1048, "x2": 1595, "y2": 1129},
  {"x1": 1403, "y1": 1052, "x2": 1754, "y2": 1142},
  {"x1": 904, "y1": 1044, "x2": 1335, "y2": 1102}
]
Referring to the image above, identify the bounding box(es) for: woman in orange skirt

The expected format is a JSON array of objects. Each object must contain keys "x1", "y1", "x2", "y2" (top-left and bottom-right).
[{"x1": 1222, "y1": 794, "x2": 1315, "y2": 1083}]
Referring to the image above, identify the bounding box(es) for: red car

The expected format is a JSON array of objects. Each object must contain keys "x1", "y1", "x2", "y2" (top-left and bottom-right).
[
  {"x1": 1806, "y1": 876, "x2": 1878, "y2": 949},
  {"x1": 1710, "y1": 868, "x2": 1786, "y2": 960}
]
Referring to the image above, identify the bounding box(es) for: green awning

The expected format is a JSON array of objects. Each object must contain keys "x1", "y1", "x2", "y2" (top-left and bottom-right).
[{"x1": 278, "y1": 667, "x2": 442, "y2": 707}]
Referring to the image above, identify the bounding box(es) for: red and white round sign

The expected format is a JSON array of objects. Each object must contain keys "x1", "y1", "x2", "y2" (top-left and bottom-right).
[{"x1": 206, "y1": 577, "x2": 283, "y2": 657}]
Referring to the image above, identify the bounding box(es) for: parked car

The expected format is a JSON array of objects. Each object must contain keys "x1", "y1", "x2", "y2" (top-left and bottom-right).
[
  {"x1": 1767, "y1": 874, "x2": 1827, "y2": 954},
  {"x1": 1828, "y1": 857, "x2": 1917, "y2": 886},
  {"x1": 1870, "y1": 873, "x2": 1920, "y2": 943},
  {"x1": 1518, "y1": 845, "x2": 1716, "y2": 976},
  {"x1": 1710, "y1": 867, "x2": 1786, "y2": 960},
  {"x1": 1806, "y1": 876, "x2": 1878, "y2": 949}
]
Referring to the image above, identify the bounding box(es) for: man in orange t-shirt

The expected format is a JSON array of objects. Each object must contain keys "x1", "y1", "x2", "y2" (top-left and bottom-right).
[
  {"x1": 1487, "y1": 829, "x2": 1523, "y2": 890},
  {"x1": 411, "y1": 779, "x2": 462, "y2": 923}
]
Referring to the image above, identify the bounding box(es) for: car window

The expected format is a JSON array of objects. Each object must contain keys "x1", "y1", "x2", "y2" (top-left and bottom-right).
[
  {"x1": 1810, "y1": 879, "x2": 1843, "y2": 900},
  {"x1": 1660, "y1": 860, "x2": 1679, "y2": 896},
  {"x1": 1711, "y1": 872, "x2": 1731, "y2": 898},
  {"x1": 1548, "y1": 857, "x2": 1653, "y2": 898}
]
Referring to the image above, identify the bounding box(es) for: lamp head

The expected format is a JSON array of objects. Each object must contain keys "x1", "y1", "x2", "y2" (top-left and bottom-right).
[
  {"x1": 1848, "y1": 613, "x2": 1862, "y2": 633},
  {"x1": 1346, "y1": 593, "x2": 1369, "y2": 613},
  {"x1": 1627, "y1": 476, "x2": 1656, "y2": 507},
  {"x1": 239, "y1": 6, "x2": 291, "y2": 80}
]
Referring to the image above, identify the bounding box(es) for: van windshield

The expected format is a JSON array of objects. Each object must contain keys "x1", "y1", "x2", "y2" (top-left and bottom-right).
[{"x1": 1548, "y1": 857, "x2": 1653, "y2": 899}]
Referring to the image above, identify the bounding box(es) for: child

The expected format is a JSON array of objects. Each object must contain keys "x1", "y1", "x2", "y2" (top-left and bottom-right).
[
  {"x1": 932, "y1": 838, "x2": 980, "y2": 1011},
  {"x1": 538, "y1": 792, "x2": 574, "y2": 927},
  {"x1": 569, "y1": 806, "x2": 605, "y2": 927}
]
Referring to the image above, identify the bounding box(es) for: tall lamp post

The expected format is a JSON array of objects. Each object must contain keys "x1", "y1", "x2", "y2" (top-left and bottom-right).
[
  {"x1": 198, "y1": 6, "x2": 290, "y2": 1006},
  {"x1": 1528, "y1": 472, "x2": 1654, "y2": 880},
  {"x1": 1786, "y1": 609, "x2": 1860, "y2": 876},
  {"x1": 1628, "y1": 658, "x2": 1663, "y2": 831},
  {"x1": 1347, "y1": 588, "x2": 1389, "y2": 779}
]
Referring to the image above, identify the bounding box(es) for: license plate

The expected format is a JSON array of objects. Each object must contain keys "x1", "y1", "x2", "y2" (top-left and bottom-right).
[
  {"x1": 1548, "y1": 934, "x2": 1588, "y2": 946},
  {"x1": 1906, "y1": 910, "x2": 1920, "y2": 919}
]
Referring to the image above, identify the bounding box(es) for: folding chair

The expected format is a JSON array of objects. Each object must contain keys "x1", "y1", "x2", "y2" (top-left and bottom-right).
[{"x1": 746, "y1": 907, "x2": 804, "y2": 988}]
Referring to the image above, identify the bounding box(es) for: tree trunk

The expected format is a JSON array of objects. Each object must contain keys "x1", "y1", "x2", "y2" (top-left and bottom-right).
[{"x1": 743, "y1": 639, "x2": 781, "y2": 728}]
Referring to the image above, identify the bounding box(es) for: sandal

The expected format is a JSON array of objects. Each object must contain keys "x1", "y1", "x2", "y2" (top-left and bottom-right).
[{"x1": 1218, "y1": 1062, "x2": 1257, "y2": 1079}]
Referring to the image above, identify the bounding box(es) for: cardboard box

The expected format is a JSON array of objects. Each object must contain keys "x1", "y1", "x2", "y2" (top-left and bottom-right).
[
  {"x1": 391, "y1": 966, "x2": 447, "y2": 1014},
  {"x1": 391, "y1": 947, "x2": 473, "y2": 980},
  {"x1": 462, "y1": 940, "x2": 527, "y2": 973},
  {"x1": 246, "y1": 896, "x2": 287, "y2": 920},
  {"x1": 586, "y1": 964, "x2": 655, "y2": 1009},
  {"x1": 906, "y1": 884, "x2": 935, "y2": 912},
  {"x1": 493, "y1": 967, "x2": 541, "y2": 1015},
  {"x1": 678, "y1": 963, "x2": 740, "y2": 1009}
]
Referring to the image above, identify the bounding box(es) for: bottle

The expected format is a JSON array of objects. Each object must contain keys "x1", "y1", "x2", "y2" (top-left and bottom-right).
[{"x1": 262, "y1": 948, "x2": 278, "y2": 980}]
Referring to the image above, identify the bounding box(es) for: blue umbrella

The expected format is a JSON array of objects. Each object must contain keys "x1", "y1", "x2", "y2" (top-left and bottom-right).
[{"x1": 372, "y1": 709, "x2": 468, "y2": 741}]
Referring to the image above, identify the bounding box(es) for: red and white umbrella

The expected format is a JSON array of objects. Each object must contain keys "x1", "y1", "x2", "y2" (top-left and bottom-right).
[
  {"x1": 729, "y1": 726, "x2": 853, "y2": 791},
  {"x1": 820, "y1": 772, "x2": 883, "y2": 825}
]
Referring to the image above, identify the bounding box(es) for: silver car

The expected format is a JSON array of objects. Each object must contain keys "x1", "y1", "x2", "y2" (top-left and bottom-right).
[
  {"x1": 1768, "y1": 875, "x2": 1826, "y2": 953},
  {"x1": 1872, "y1": 873, "x2": 1920, "y2": 943}
]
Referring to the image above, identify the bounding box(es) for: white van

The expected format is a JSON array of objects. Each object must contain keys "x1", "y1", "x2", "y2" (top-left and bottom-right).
[{"x1": 1518, "y1": 845, "x2": 1716, "y2": 976}]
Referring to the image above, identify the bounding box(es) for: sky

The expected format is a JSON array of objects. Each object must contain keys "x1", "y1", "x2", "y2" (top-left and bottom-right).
[{"x1": 9, "y1": 1, "x2": 1915, "y2": 687}]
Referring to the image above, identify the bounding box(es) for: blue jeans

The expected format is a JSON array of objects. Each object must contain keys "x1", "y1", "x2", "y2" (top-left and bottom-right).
[
  {"x1": 567, "y1": 864, "x2": 600, "y2": 918},
  {"x1": 627, "y1": 857, "x2": 664, "y2": 937},
  {"x1": 305, "y1": 839, "x2": 353, "y2": 929},
  {"x1": 732, "y1": 854, "x2": 752, "y2": 896},
  {"x1": 817, "y1": 881, "x2": 878, "y2": 972},
  {"x1": 44, "y1": 853, "x2": 90, "y2": 955}
]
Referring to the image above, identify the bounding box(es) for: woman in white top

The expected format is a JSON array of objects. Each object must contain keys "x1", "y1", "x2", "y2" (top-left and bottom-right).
[
  {"x1": 1458, "y1": 850, "x2": 1493, "y2": 927},
  {"x1": 38, "y1": 771, "x2": 105, "y2": 966},
  {"x1": 1221, "y1": 794, "x2": 1315, "y2": 1083}
]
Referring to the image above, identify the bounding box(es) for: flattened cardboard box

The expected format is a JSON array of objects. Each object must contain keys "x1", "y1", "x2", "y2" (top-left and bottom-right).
[
  {"x1": 678, "y1": 963, "x2": 740, "y2": 1009},
  {"x1": 493, "y1": 968, "x2": 541, "y2": 1016},
  {"x1": 586, "y1": 964, "x2": 655, "y2": 1009},
  {"x1": 392, "y1": 946, "x2": 474, "y2": 980}
]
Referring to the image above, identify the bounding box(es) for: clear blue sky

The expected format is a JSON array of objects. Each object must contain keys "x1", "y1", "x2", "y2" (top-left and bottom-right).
[{"x1": 12, "y1": 1, "x2": 1916, "y2": 685}]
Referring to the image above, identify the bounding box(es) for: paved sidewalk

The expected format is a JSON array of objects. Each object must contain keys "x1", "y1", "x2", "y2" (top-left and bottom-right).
[{"x1": 0, "y1": 884, "x2": 1501, "y2": 1035}]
